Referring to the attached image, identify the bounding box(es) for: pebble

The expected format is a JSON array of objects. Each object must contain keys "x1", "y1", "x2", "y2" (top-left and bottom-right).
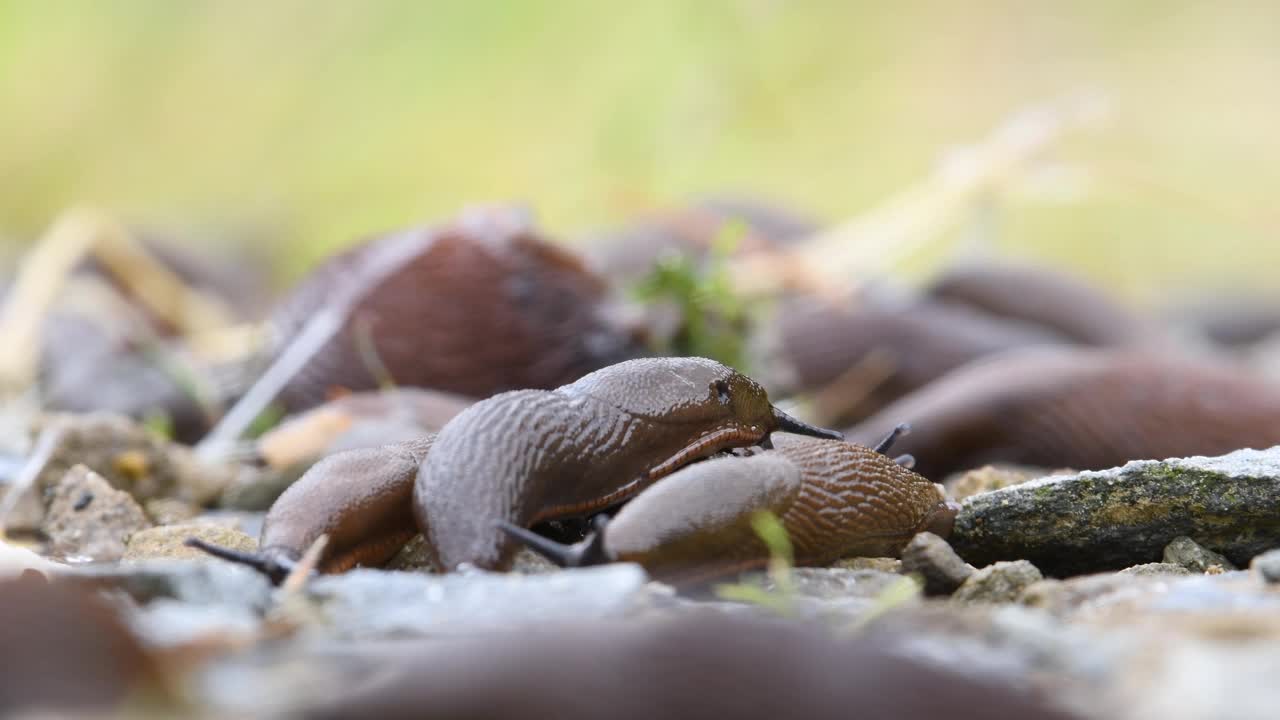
[
  {"x1": 1119, "y1": 562, "x2": 1193, "y2": 577},
  {"x1": 831, "y1": 556, "x2": 902, "y2": 573},
  {"x1": 952, "y1": 560, "x2": 1043, "y2": 605},
  {"x1": 947, "y1": 464, "x2": 1056, "y2": 500},
  {"x1": 43, "y1": 464, "x2": 151, "y2": 562},
  {"x1": 144, "y1": 498, "x2": 201, "y2": 525},
  {"x1": 900, "y1": 531, "x2": 974, "y2": 595},
  {"x1": 6, "y1": 413, "x2": 242, "y2": 531},
  {"x1": 1162, "y1": 536, "x2": 1237, "y2": 573},
  {"x1": 1249, "y1": 548, "x2": 1280, "y2": 583},
  {"x1": 124, "y1": 523, "x2": 256, "y2": 563}
]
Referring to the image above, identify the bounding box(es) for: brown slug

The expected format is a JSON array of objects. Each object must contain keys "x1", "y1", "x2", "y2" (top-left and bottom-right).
[
  {"x1": 188, "y1": 436, "x2": 436, "y2": 583},
  {"x1": 502, "y1": 428, "x2": 954, "y2": 585},
  {"x1": 925, "y1": 262, "x2": 1174, "y2": 348},
  {"x1": 848, "y1": 347, "x2": 1280, "y2": 480},
  {"x1": 266, "y1": 206, "x2": 646, "y2": 412},
  {"x1": 414, "y1": 356, "x2": 842, "y2": 572},
  {"x1": 190, "y1": 357, "x2": 841, "y2": 579},
  {"x1": 763, "y1": 294, "x2": 1062, "y2": 423}
]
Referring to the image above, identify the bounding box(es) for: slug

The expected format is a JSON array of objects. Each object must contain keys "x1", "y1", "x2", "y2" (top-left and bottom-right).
[
  {"x1": 414, "y1": 356, "x2": 842, "y2": 572},
  {"x1": 762, "y1": 294, "x2": 1062, "y2": 423},
  {"x1": 191, "y1": 357, "x2": 840, "y2": 579},
  {"x1": 501, "y1": 428, "x2": 954, "y2": 585},
  {"x1": 266, "y1": 206, "x2": 646, "y2": 412},
  {"x1": 848, "y1": 347, "x2": 1280, "y2": 480},
  {"x1": 188, "y1": 436, "x2": 435, "y2": 583},
  {"x1": 925, "y1": 262, "x2": 1173, "y2": 348}
]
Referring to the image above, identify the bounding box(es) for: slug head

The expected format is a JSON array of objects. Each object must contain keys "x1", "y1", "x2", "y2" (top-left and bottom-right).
[
  {"x1": 567, "y1": 356, "x2": 841, "y2": 440},
  {"x1": 920, "y1": 498, "x2": 961, "y2": 539}
]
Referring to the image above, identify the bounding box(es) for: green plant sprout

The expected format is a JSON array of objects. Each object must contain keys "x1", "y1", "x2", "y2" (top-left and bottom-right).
[{"x1": 633, "y1": 219, "x2": 753, "y2": 370}]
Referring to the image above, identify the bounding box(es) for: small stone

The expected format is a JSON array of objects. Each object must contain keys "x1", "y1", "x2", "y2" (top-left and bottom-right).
[
  {"x1": 124, "y1": 523, "x2": 256, "y2": 563},
  {"x1": 1250, "y1": 548, "x2": 1280, "y2": 583},
  {"x1": 901, "y1": 532, "x2": 974, "y2": 595},
  {"x1": 6, "y1": 413, "x2": 243, "y2": 532},
  {"x1": 946, "y1": 465, "x2": 1038, "y2": 500},
  {"x1": 1162, "y1": 536, "x2": 1237, "y2": 573},
  {"x1": 385, "y1": 534, "x2": 434, "y2": 572},
  {"x1": 511, "y1": 547, "x2": 557, "y2": 574},
  {"x1": 1119, "y1": 562, "x2": 1193, "y2": 577},
  {"x1": 831, "y1": 557, "x2": 902, "y2": 573},
  {"x1": 952, "y1": 560, "x2": 1043, "y2": 605},
  {"x1": 144, "y1": 498, "x2": 201, "y2": 526},
  {"x1": 43, "y1": 465, "x2": 151, "y2": 562}
]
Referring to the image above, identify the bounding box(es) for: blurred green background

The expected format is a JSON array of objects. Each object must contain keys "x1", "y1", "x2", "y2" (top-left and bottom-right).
[{"x1": 1, "y1": 1, "x2": 1276, "y2": 292}]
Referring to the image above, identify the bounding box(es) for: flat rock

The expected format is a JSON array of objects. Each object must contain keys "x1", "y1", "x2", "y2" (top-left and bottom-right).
[
  {"x1": 831, "y1": 556, "x2": 902, "y2": 573},
  {"x1": 952, "y1": 560, "x2": 1043, "y2": 605},
  {"x1": 43, "y1": 464, "x2": 151, "y2": 562},
  {"x1": 55, "y1": 560, "x2": 274, "y2": 609},
  {"x1": 124, "y1": 523, "x2": 256, "y2": 562},
  {"x1": 951, "y1": 448, "x2": 1280, "y2": 576},
  {"x1": 1163, "y1": 536, "x2": 1237, "y2": 572},
  {"x1": 901, "y1": 532, "x2": 973, "y2": 595},
  {"x1": 302, "y1": 565, "x2": 658, "y2": 638},
  {"x1": 1119, "y1": 562, "x2": 1193, "y2": 577}
]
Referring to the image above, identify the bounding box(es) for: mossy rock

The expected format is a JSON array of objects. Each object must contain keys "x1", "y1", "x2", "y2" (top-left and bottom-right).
[{"x1": 951, "y1": 447, "x2": 1280, "y2": 576}]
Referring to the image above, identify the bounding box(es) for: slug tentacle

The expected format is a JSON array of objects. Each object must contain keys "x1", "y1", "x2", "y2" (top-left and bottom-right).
[
  {"x1": 184, "y1": 538, "x2": 296, "y2": 585},
  {"x1": 894, "y1": 454, "x2": 916, "y2": 469},
  {"x1": 497, "y1": 516, "x2": 610, "y2": 568},
  {"x1": 873, "y1": 422, "x2": 911, "y2": 455},
  {"x1": 772, "y1": 408, "x2": 844, "y2": 440}
]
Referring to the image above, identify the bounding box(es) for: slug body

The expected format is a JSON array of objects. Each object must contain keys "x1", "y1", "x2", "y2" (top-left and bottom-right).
[
  {"x1": 849, "y1": 348, "x2": 1280, "y2": 480},
  {"x1": 190, "y1": 436, "x2": 436, "y2": 582},
  {"x1": 268, "y1": 207, "x2": 644, "y2": 411},
  {"x1": 925, "y1": 263, "x2": 1172, "y2": 348},
  {"x1": 415, "y1": 357, "x2": 841, "y2": 572},
  {"x1": 505, "y1": 433, "x2": 953, "y2": 585},
  {"x1": 766, "y1": 295, "x2": 1062, "y2": 422}
]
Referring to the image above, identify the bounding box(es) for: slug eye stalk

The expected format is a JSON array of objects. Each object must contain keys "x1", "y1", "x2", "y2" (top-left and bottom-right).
[
  {"x1": 497, "y1": 516, "x2": 610, "y2": 568},
  {"x1": 873, "y1": 423, "x2": 912, "y2": 455},
  {"x1": 771, "y1": 408, "x2": 844, "y2": 440},
  {"x1": 184, "y1": 537, "x2": 295, "y2": 586}
]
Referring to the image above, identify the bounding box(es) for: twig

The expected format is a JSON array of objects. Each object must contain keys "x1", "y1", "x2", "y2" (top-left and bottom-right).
[
  {"x1": 0, "y1": 422, "x2": 64, "y2": 538},
  {"x1": 281, "y1": 534, "x2": 328, "y2": 595},
  {"x1": 730, "y1": 91, "x2": 1108, "y2": 297},
  {"x1": 196, "y1": 227, "x2": 440, "y2": 461},
  {"x1": 0, "y1": 207, "x2": 238, "y2": 393}
]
